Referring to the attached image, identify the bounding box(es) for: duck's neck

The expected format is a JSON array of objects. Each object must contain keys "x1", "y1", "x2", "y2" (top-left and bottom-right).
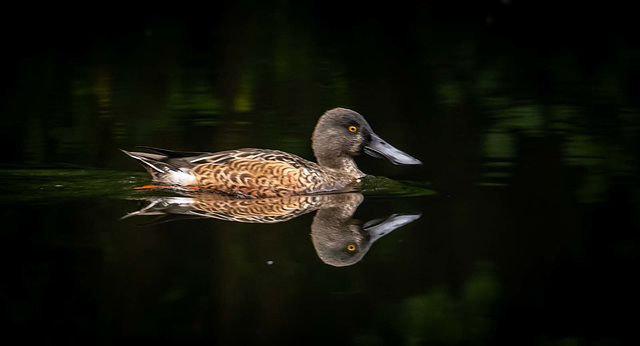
[{"x1": 316, "y1": 155, "x2": 365, "y2": 178}]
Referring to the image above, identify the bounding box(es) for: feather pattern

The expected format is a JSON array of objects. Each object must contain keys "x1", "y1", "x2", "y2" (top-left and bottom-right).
[
  {"x1": 122, "y1": 148, "x2": 357, "y2": 198},
  {"x1": 190, "y1": 149, "x2": 352, "y2": 197}
]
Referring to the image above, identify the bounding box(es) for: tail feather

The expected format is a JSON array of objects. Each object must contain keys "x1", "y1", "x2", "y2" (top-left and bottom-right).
[
  {"x1": 121, "y1": 149, "x2": 198, "y2": 186},
  {"x1": 120, "y1": 149, "x2": 168, "y2": 174}
]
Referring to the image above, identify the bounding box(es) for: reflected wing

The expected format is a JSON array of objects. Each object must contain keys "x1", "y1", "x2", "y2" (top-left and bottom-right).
[
  {"x1": 123, "y1": 194, "x2": 331, "y2": 224},
  {"x1": 190, "y1": 194, "x2": 324, "y2": 223}
]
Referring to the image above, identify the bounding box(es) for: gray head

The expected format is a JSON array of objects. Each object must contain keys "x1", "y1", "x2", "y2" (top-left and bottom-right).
[{"x1": 311, "y1": 108, "x2": 421, "y2": 173}]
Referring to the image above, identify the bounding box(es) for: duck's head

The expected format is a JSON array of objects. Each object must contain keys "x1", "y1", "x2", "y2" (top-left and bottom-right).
[{"x1": 312, "y1": 108, "x2": 421, "y2": 174}]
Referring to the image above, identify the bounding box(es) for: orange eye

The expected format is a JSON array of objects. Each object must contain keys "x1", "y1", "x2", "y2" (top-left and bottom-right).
[
  {"x1": 348, "y1": 126, "x2": 357, "y2": 133},
  {"x1": 347, "y1": 244, "x2": 356, "y2": 251}
]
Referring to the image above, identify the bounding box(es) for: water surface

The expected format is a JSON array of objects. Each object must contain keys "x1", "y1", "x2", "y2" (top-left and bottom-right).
[{"x1": 1, "y1": 168, "x2": 636, "y2": 344}]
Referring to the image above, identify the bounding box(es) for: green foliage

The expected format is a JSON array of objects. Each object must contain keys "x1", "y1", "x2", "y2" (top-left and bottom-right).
[{"x1": 380, "y1": 262, "x2": 501, "y2": 344}]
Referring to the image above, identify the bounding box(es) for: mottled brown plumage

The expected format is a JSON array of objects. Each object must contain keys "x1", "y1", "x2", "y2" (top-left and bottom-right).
[
  {"x1": 124, "y1": 193, "x2": 346, "y2": 224},
  {"x1": 122, "y1": 108, "x2": 421, "y2": 197},
  {"x1": 189, "y1": 149, "x2": 351, "y2": 198}
]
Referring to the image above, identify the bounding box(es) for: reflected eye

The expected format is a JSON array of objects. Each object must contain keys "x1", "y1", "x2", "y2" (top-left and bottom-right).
[
  {"x1": 348, "y1": 126, "x2": 358, "y2": 133},
  {"x1": 347, "y1": 244, "x2": 356, "y2": 251}
]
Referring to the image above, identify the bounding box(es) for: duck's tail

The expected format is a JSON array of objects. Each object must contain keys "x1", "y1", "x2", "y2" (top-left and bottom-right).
[{"x1": 121, "y1": 149, "x2": 197, "y2": 186}]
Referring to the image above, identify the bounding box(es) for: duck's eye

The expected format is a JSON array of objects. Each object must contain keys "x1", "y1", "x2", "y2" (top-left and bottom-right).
[
  {"x1": 348, "y1": 126, "x2": 358, "y2": 133},
  {"x1": 347, "y1": 244, "x2": 356, "y2": 251}
]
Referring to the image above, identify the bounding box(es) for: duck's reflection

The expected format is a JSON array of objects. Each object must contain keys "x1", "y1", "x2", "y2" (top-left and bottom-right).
[{"x1": 124, "y1": 193, "x2": 420, "y2": 267}]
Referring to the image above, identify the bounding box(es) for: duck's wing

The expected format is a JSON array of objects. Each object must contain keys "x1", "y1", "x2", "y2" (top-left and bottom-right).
[
  {"x1": 124, "y1": 147, "x2": 316, "y2": 171},
  {"x1": 188, "y1": 149, "x2": 337, "y2": 198},
  {"x1": 136, "y1": 146, "x2": 210, "y2": 158},
  {"x1": 187, "y1": 148, "x2": 313, "y2": 166},
  {"x1": 122, "y1": 146, "x2": 210, "y2": 170}
]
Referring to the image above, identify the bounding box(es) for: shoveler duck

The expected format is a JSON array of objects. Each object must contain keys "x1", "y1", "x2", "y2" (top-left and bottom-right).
[{"x1": 122, "y1": 107, "x2": 421, "y2": 198}]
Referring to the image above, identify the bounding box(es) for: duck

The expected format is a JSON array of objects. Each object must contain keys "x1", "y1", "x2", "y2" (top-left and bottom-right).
[{"x1": 122, "y1": 107, "x2": 421, "y2": 198}]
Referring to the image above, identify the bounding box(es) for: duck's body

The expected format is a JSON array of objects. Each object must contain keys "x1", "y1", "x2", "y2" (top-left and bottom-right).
[
  {"x1": 123, "y1": 147, "x2": 360, "y2": 198},
  {"x1": 123, "y1": 108, "x2": 421, "y2": 198}
]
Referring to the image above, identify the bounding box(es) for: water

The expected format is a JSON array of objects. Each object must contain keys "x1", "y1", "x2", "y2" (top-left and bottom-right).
[
  {"x1": 2, "y1": 1, "x2": 639, "y2": 345},
  {"x1": 1, "y1": 168, "x2": 637, "y2": 344}
]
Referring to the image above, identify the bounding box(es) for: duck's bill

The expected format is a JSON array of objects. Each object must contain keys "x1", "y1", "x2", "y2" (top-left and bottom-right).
[
  {"x1": 363, "y1": 213, "x2": 422, "y2": 242},
  {"x1": 363, "y1": 133, "x2": 422, "y2": 165}
]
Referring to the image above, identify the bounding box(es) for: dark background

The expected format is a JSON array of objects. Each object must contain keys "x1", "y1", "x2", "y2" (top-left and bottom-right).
[{"x1": 1, "y1": 1, "x2": 638, "y2": 345}]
